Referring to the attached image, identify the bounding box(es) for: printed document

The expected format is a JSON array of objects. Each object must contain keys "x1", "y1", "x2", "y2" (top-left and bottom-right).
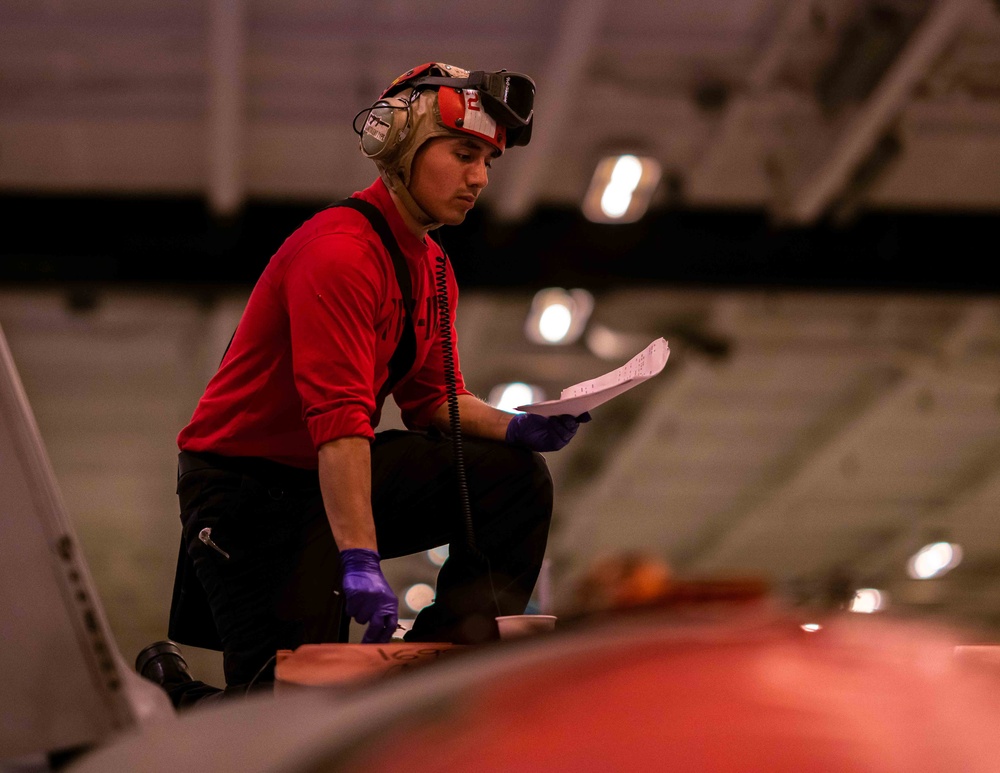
[{"x1": 517, "y1": 337, "x2": 670, "y2": 416}]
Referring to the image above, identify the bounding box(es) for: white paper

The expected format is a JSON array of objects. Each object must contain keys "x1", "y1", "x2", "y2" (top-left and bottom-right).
[{"x1": 516, "y1": 337, "x2": 670, "y2": 416}]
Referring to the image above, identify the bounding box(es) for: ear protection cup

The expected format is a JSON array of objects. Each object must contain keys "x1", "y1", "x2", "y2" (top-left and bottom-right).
[{"x1": 359, "y1": 97, "x2": 411, "y2": 160}]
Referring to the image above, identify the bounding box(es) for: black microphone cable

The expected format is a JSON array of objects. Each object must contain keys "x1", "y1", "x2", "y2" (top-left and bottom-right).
[{"x1": 433, "y1": 236, "x2": 502, "y2": 620}]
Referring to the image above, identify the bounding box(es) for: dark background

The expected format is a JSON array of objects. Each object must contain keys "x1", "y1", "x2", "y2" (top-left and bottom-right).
[{"x1": 2, "y1": 194, "x2": 995, "y2": 293}]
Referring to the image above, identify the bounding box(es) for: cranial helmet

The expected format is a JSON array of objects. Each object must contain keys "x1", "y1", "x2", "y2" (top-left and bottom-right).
[{"x1": 353, "y1": 62, "x2": 535, "y2": 228}]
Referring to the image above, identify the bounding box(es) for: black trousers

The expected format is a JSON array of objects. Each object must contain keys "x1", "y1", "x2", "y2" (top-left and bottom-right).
[{"x1": 168, "y1": 429, "x2": 553, "y2": 704}]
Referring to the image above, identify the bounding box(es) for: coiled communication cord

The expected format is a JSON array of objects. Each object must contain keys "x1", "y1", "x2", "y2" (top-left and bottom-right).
[{"x1": 434, "y1": 246, "x2": 502, "y2": 619}]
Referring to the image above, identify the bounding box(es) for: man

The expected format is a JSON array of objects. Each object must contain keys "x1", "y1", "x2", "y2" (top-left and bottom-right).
[{"x1": 136, "y1": 62, "x2": 589, "y2": 708}]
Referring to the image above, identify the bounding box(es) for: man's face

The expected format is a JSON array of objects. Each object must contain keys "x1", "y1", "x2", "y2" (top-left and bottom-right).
[{"x1": 408, "y1": 136, "x2": 498, "y2": 226}]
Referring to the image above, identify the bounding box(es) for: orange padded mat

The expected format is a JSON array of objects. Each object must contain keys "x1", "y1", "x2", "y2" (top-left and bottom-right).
[{"x1": 274, "y1": 642, "x2": 466, "y2": 691}]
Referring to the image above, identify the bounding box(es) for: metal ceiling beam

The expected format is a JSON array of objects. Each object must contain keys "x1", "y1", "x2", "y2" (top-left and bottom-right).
[
  {"x1": 687, "y1": 300, "x2": 996, "y2": 573},
  {"x1": 846, "y1": 301, "x2": 1000, "y2": 580},
  {"x1": 849, "y1": 438, "x2": 1000, "y2": 580},
  {"x1": 493, "y1": 0, "x2": 610, "y2": 222},
  {"x1": 782, "y1": 0, "x2": 974, "y2": 224},
  {"x1": 905, "y1": 97, "x2": 1000, "y2": 132},
  {"x1": 207, "y1": 0, "x2": 247, "y2": 218},
  {"x1": 687, "y1": 0, "x2": 814, "y2": 195}
]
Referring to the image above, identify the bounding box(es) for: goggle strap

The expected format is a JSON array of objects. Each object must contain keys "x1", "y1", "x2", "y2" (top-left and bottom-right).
[
  {"x1": 406, "y1": 72, "x2": 526, "y2": 95},
  {"x1": 406, "y1": 75, "x2": 475, "y2": 92}
]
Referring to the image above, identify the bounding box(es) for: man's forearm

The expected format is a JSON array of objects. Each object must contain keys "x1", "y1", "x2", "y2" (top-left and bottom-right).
[
  {"x1": 317, "y1": 436, "x2": 378, "y2": 551},
  {"x1": 431, "y1": 393, "x2": 513, "y2": 441}
]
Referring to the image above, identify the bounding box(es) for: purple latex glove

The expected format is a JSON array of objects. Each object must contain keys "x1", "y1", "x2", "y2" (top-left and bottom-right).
[
  {"x1": 340, "y1": 548, "x2": 399, "y2": 644},
  {"x1": 505, "y1": 411, "x2": 592, "y2": 452}
]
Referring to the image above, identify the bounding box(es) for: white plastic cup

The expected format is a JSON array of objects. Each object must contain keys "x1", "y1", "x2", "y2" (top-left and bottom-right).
[{"x1": 496, "y1": 614, "x2": 557, "y2": 640}]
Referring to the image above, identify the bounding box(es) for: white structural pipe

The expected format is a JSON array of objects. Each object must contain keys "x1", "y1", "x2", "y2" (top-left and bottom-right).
[{"x1": 207, "y1": 0, "x2": 247, "y2": 217}]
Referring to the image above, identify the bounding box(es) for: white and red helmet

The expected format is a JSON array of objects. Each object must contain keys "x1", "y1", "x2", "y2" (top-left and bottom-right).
[{"x1": 355, "y1": 62, "x2": 535, "y2": 227}]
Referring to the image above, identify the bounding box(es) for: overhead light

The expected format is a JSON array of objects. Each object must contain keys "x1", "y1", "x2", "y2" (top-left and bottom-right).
[
  {"x1": 524, "y1": 287, "x2": 594, "y2": 345},
  {"x1": 488, "y1": 382, "x2": 545, "y2": 413},
  {"x1": 849, "y1": 588, "x2": 886, "y2": 613},
  {"x1": 583, "y1": 154, "x2": 662, "y2": 224},
  {"x1": 907, "y1": 541, "x2": 963, "y2": 580}
]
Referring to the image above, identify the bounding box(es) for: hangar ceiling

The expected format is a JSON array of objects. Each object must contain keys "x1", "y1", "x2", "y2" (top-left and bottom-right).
[{"x1": 4, "y1": 0, "x2": 1000, "y2": 220}]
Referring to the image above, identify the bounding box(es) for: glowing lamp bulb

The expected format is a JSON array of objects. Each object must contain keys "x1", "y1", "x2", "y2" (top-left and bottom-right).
[{"x1": 538, "y1": 303, "x2": 572, "y2": 343}]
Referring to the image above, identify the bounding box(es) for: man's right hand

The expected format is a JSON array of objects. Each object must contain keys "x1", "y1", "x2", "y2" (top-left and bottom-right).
[{"x1": 340, "y1": 548, "x2": 399, "y2": 643}]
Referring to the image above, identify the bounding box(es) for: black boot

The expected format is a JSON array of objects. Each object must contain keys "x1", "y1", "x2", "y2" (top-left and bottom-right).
[{"x1": 135, "y1": 640, "x2": 194, "y2": 692}]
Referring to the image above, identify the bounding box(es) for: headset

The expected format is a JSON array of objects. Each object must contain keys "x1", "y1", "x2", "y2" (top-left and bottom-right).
[{"x1": 357, "y1": 96, "x2": 413, "y2": 161}]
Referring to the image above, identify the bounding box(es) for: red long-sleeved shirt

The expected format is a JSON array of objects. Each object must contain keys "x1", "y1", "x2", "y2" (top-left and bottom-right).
[{"x1": 177, "y1": 178, "x2": 469, "y2": 468}]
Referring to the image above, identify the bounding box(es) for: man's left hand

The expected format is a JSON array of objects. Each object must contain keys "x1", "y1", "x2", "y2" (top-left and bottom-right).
[{"x1": 505, "y1": 411, "x2": 592, "y2": 452}]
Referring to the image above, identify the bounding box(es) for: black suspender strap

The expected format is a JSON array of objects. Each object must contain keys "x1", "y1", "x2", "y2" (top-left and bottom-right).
[{"x1": 324, "y1": 197, "x2": 418, "y2": 406}]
